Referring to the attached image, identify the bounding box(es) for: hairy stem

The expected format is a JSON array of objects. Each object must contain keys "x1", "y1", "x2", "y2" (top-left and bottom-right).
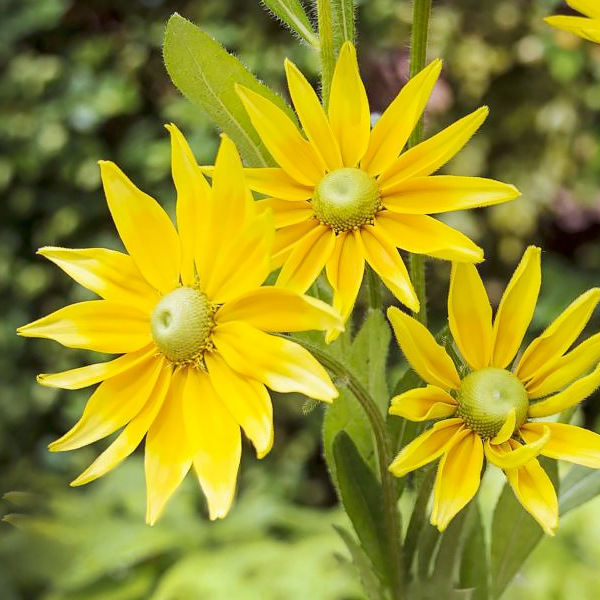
[{"x1": 316, "y1": 0, "x2": 336, "y2": 108}]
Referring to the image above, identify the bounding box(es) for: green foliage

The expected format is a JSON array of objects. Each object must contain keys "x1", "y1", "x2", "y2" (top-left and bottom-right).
[{"x1": 260, "y1": 0, "x2": 318, "y2": 47}]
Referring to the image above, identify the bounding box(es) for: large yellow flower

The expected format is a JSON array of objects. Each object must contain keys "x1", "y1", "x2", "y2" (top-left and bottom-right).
[
  {"x1": 235, "y1": 41, "x2": 520, "y2": 339},
  {"x1": 18, "y1": 126, "x2": 342, "y2": 524},
  {"x1": 545, "y1": 0, "x2": 600, "y2": 43},
  {"x1": 387, "y1": 246, "x2": 600, "y2": 534}
]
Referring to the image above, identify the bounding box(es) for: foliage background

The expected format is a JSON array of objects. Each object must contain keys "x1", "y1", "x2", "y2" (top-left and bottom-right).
[{"x1": 1, "y1": 0, "x2": 599, "y2": 598}]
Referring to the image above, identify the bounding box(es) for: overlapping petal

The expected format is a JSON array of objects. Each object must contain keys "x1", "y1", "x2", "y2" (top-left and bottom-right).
[
  {"x1": 256, "y1": 198, "x2": 312, "y2": 228},
  {"x1": 484, "y1": 428, "x2": 550, "y2": 470},
  {"x1": 389, "y1": 385, "x2": 457, "y2": 421},
  {"x1": 242, "y1": 168, "x2": 313, "y2": 200}
]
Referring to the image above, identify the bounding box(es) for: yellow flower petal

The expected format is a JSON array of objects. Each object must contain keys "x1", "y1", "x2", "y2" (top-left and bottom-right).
[
  {"x1": 18, "y1": 300, "x2": 151, "y2": 354},
  {"x1": 216, "y1": 286, "x2": 343, "y2": 333},
  {"x1": 256, "y1": 198, "x2": 313, "y2": 228},
  {"x1": 362, "y1": 59, "x2": 442, "y2": 177},
  {"x1": 236, "y1": 85, "x2": 324, "y2": 185},
  {"x1": 521, "y1": 421, "x2": 600, "y2": 469},
  {"x1": 328, "y1": 42, "x2": 370, "y2": 167},
  {"x1": 545, "y1": 16, "x2": 600, "y2": 41},
  {"x1": 526, "y1": 332, "x2": 600, "y2": 398},
  {"x1": 378, "y1": 106, "x2": 488, "y2": 188},
  {"x1": 516, "y1": 287, "x2": 600, "y2": 381},
  {"x1": 166, "y1": 123, "x2": 211, "y2": 286},
  {"x1": 504, "y1": 455, "x2": 558, "y2": 536},
  {"x1": 185, "y1": 370, "x2": 241, "y2": 520},
  {"x1": 276, "y1": 224, "x2": 336, "y2": 293},
  {"x1": 213, "y1": 321, "x2": 337, "y2": 401},
  {"x1": 271, "y1": 220, "x2": 320, "y2": 269},
  {"x1": 567, "y1": 0, "x2": 600, "y2": 18},
  {"x1": 243, "y1": 167, "x2": 313, "y2": 200},
  {"x1": 484, "y1": 429, "x2": 550, "y2": 470},
  {"x1": 206, "y1": 354, "x2": 273, "y2": 458},
  {"x1": 375, "y1": 212, "x2": 483, "y2": 263},
  {"x1": 527, "y1": 362, "x2": 600, "y2": 418},
  {"x1": 387, "y1": 306, "x2": 460, "y2": 391},
  {"x1": 49, "y1": 354, "x2": 164, "y2": 452},
  {"x1": 71, "y1": 361, "x2": 171, "y2": 486},
  {"x1": 491, "y1": 246, "x2": 541, "y2": 368},
  {"x1": 431, "y1": 431, "x2": 483, "y2": 532},
  {"x1": 360, "y1": 225, "x2": 419, "y2": 311},
  {"x1": 448, "y1": 262, "x2": 493, "y2": 370},
  {"x1": 383, "y1": 176, "x2": 521, "y2": 214},
  {"x1": 37, "y1": 344, "x2": 156, "y2": 390},
  {"x1": 99, "y1": 160, "x2": 181, "y2": 294},
  {"x1": 388, "y1": 419, "x2": 465, "y2": 477},
  {"x1": 490, "y1": 408, "x2": 516, "y2": 445},
  {"x1": 145, "y1": 369, "x2": 193, "y2": 525},
  {"x1": 38, "y1": 247, "x2": 159, "y2": 313},
  {"x1": 284, "y1": 58, "x2": 343, "y2": 171},
  {"x1": 389, "y1": 385, "x2": 457, "y2": 421}
]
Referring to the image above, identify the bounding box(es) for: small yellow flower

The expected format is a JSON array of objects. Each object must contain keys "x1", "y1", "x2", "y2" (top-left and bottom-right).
[
  {"x1": 387, "y1": 246, "x2": 600, "y2": 534},
  {"x1": 545, "y1": 0, "x2": 600, "y2": 43},
  {"x1": 235, "y1": 41, "x2": 520, "y2": 340},
  {"x1": 18, "y1": 125, "x2": 342, "y2": 524}
]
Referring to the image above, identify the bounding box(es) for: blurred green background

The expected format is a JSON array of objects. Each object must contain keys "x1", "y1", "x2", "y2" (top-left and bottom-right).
[{"x1": 1, "y1": 0, "x2": 600, "y2": 598}]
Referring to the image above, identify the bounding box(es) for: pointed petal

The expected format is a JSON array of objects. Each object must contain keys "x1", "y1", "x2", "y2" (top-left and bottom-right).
[
  {"x1": 236, "y1": 85, "x2": 324, "y2": 185},
  {"x1": 383, "y1": 176, "x2": 520, "y2": 214},
  {"x1": 431, "y1": 431, "x2": 483, "y2": 532},
  {"x1": 271, "y1": 219, "x2": 319, "y2": 269},
  {"x1": 521, "y1": 421, "x2": 600, "y2": 469},
  {"x1": 527, "y1": 362, "x2": 600, "y2": 418},
  {"x1": 166, "y1": 123, "x2": 211, "y2": 286},
  {"x1": 375, "y1": 212, "x2": 483, "y2": 263},
  {"x1": 388, "y1": 419, "x2": 465, "y2": 477},
  {"x1": 545, "y1": 16, "x2": 599, "y2": 38},
  {"x1": 18, "y1": 300, "x2": 151, "y2": 354},
  {"x1": 491, "y1": 246, "x2": 541, "y2": 368},
  {"x1": 516, "y1": 287, "x2": 600, "y2": 381},
  {"x1": 284, "y1": 59, "x2": 343, "y2": 171},
  {"x1": 328, "y1": 42, "x2": 370, "y2": 167},
  {"x1": 387, "y1": 306, "x2": 461, "y2": 390},
  {"x1": 99, "y1": 161, "x2": 181, "y2": 293},
  {"x1": 256, "y1": 198, "x2": 313, "y2": 228},
  {"x1": 38, "y1": 345, "x2": 156, "y2": 390},
  {"x1": 389, "y1": 385, "x2": 457, "y2": 421},
  {"x1": 363, "y1": 59, "x2": 442, "y2": 177},
  {"x1": 206, "y1": 354, "x2": 273, "y2": 458},
  {"x1": 213, "y1": 321, "x2": 337, "y2": 401},
  {"x1": 216, "y1": 286, "x2": 343, "y2": 333},
  {"x1": 243, "y1": 168, "x2": 313, "y2": 200},
  {"x1": 276, "y1": 224, "x2": 336, "y2": 293},
  {"x1": 378, "y1": 106, "x2": 488, "y2": 187},
  {"x1": 449, "y1": 262, "x2": 493, "y2": 370},
  {"x1": 71, "y1": 361, "x2": 171, "y2": 485},
  {"x1": 38, "y1": 247, "x2": 159, "y2": 313},
  {"x1": 567, "y1": 0, "x2": 600, "y2": 18},
  {"x1": 185, "y1": 370, "x2": 241, "y2": 520},
  {"x1": 49, "y1": 354, "x2": 164, "y2": 452},
  {"x1": 485, "y1": 430, "x2": 549, "y2": 470},
  {"x1": 360, "y1": 225, "x2": 419, "y2": 311},
  {"x1": 490, "y1": 408, "x2": 516, "y2": 445},
  {"x1": 145, "y1": 369, "x2": 192, "y2": 525}
]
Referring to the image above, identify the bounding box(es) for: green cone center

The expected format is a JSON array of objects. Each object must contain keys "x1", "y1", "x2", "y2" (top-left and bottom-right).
[
  {"x1": 151, "y1": 287, "x2": 215, "y2": 364},
  {"x1": 312, "y1": 168, "x2": 380, "y2": 233},
  {"x1": 456, "y1": 367, "x2": 529, "y2": 439}
]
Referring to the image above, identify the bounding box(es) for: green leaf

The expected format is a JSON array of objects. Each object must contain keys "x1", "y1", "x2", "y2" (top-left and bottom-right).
[
  {"x1": 331, "y1": 0, "x2": 355, "y2": 52},
  {"x1": 163, "y1": 13, "x2": 291, "y2": 167},
  {"x1": 459, "y1": 503, "x2": 489, "y2": 600},
  {"x1": 332, "y1": 431, "x2": 390, "y2": 586},
  {"x1": 559, "y1": 465, "x2": 600, "y2": 515},
  {"x1": 260, "y1": 0, "x2": 318, "y2": 47}
]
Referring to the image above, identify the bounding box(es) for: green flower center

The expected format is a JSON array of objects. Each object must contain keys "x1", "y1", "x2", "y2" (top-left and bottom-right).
[
  {"x1": 456, "y1": 367, "x2": 529, "y2": 439},
  {"x1": 312, "y1": 168, "x2": 381, "y2": 233},
  {"x1": 150, "y1": 287, "x2": 216, "y2": 365}
]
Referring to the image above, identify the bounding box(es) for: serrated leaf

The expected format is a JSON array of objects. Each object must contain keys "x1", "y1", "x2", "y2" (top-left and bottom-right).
[
  {"x1": 163, "y1": 13, "x2": 292, "y2": 167},
  {"x1": 331, "y1": 0, "x2": 355, "y2": 51},
  {"x1": 559, "y1": 465, "x2": 600, "y2": 515},
  {"x1": 260, "y1": 0, "x2": 318, "y2": 47}
]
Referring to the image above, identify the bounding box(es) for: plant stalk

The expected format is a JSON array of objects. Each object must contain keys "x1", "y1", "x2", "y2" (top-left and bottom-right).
[{"x1": 316, "y1": 0, "x2": 336, "y2": 108}]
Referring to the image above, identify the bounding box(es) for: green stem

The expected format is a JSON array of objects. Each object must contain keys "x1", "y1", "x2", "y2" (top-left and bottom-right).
[
  {"x1": 366, "y1": 265, "x2": 382, "y2": 310},
  {"x1": 407, "y1": 0, "x2": 432, "y2": 326},
  {"x1": 317, "y1": 0, "x2": 336, "y2": 108},
  {"x1": 293, "y1": 337, "x2": 404, "y2": 599}
]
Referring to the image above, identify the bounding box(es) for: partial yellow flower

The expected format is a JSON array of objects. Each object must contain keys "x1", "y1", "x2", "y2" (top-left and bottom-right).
[
  {"x1": 18, "y1": 125, "x2": 342, "y2": 524},
  {"x1": 388, "y1": 246, "x2": 600, "y2": 535},
  {"x1": 234, "y1": 41, "x2": 519, "y2": 340},
  {"x1": 545, "y1": 1, "x2": 600, "y2": 43}
]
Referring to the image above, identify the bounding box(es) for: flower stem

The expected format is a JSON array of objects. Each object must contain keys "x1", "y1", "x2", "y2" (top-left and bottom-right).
[
  {"x1": 407, "y1": 0, "x2": 433, "y2": 326},
  {"x1": 317, "y1": 0, "x2": 336, "y2": 108}
]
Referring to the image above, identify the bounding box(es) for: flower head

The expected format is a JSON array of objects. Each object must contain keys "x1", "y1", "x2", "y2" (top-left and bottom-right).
[
  {"x1": 387, "y1": 246, "x2": 600, "y2": 534},
  {"x1": 235, "y1": 41, "x2": 520, "y2": 340},
  {"x1": 545, "y1": 1, "x2": 600, "y2": 43},
  {"x1": 18, "y1": 125, "x2": 343, "y2": 524}
]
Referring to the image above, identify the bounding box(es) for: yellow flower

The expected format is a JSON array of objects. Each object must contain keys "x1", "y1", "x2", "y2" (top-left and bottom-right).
[
  {"x1": 545, "y1": 1, "x2": 600, "y2": 43},
  {"x1": 18, "y1": 125, "x2": 342, "y2": 524},
  {"x1": 235, "y1": 41, "x2": 520, "y2": 340},
  {"x1": 387, "y1": 246, "x2": 600, "y2": 535}
]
